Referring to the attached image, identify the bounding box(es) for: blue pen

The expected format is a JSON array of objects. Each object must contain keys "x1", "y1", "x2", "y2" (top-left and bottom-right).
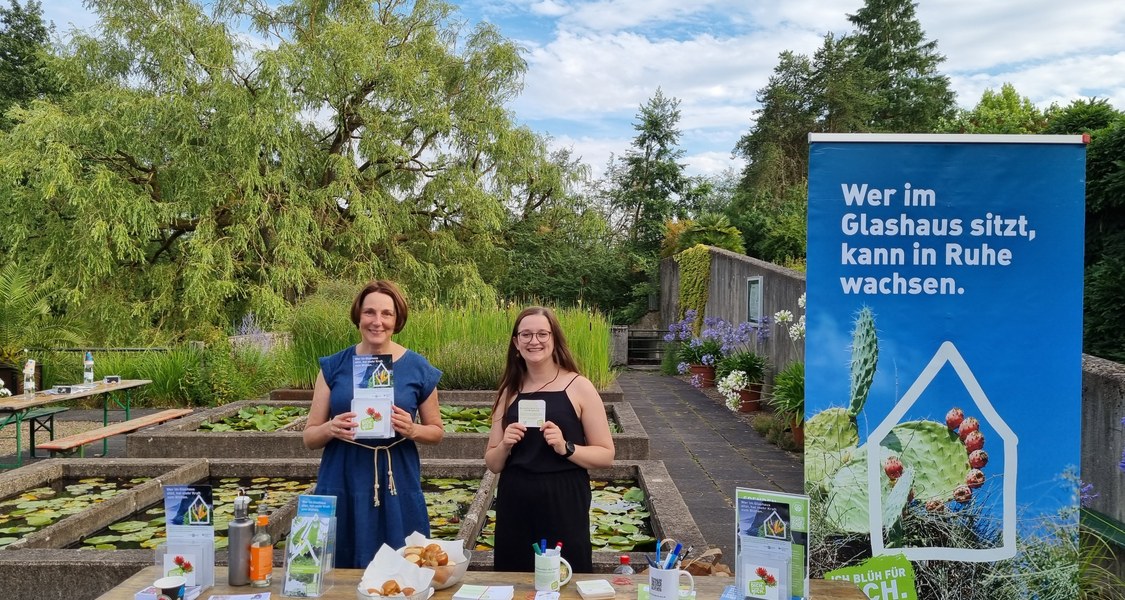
[
  {"x1": 664, "y1": 542, "x2": 682, "y2": 570},
  {"x1": 655, "y1": 540, "x2": 661, "y2": 566},
  {"x1": 541, "y1": 538, "x2": 548, "y2": 554}
]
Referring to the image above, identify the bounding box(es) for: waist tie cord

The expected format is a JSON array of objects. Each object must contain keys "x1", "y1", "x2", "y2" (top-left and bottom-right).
[{"x1": 340, "y1": 436, "x2": 407, "y2": 507}]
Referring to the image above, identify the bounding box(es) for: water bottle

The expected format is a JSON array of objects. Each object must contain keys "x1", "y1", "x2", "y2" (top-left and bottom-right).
[
  {"x1": 227, "y1": 495, "x2": 253, "y2": 586},
  {"x1": 613, "y1": 554, "x2": 634, "y2": 575},
  {"x1": 83, "y1": 352, "x2": 95, "y2": 385},
  {"x1": 249, "y1": 513, "x2": 273, "y2": 587},
  {"x1": 23, "y1": 359, "x2": 36, "y2": 394}
]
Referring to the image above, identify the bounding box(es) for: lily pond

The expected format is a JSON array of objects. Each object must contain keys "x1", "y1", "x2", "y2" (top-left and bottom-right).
[
  {"x1": 72, "y1": 477, "x2": 314, "y2": 550},
  {"x1": 475, "y1": 479, "x2": 656, "y2": 552},
  {"x1": 440, "y1": 406, "x2": 621, "y2": 434},
  {"x1": 199, "y1": 405, "x2": 309, "y2": 432},
  {"x1": 0, "y1": 476, "x2": 153, "y2": 549},
  {"x1": 4, "y1": 475, "x2": 486, "y2": 551},
  {"x1": 423, "y1": 477, "x2": 480, "y2": 540}
]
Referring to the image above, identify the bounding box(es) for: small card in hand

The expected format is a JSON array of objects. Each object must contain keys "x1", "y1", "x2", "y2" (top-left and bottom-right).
[{"x1": 518, "y1": 399, "x2": 546, "y2": 428}]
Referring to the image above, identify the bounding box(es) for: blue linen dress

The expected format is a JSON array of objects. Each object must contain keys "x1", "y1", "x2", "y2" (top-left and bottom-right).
[{"x1": 312, "y1": 345, "x2": 442, "y2": 568}]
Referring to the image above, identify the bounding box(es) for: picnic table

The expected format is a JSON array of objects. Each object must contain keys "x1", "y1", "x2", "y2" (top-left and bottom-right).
[
  {"x1": 0, "y1": 378, "x2": 151, "y2": 468},
  {"x1": 96, "y1": 565, "x2": 869, "y2": 599}
]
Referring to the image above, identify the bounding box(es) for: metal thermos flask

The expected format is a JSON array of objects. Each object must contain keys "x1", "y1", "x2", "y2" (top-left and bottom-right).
[{"x1": 227, "y1": 495, "x2": 253, "y2": 586}]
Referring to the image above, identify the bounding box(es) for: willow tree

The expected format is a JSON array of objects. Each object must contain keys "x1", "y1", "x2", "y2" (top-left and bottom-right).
[{"x1": 0, "y1": 0, "x2": 546, "y2": 337}]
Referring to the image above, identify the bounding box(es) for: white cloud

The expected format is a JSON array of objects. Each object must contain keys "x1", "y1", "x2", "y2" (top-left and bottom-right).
[
  {"x1": 41, "y1": 0, "x2": 1125, "y2": 179},
  {"x1": 529, "y1": 0, "x2": 570, "y2": 17}
]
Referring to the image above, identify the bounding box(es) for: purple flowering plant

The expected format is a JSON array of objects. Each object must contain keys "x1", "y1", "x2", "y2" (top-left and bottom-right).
[{"x1": 665, "y1": 309, "x2": 769, "y2": 386}]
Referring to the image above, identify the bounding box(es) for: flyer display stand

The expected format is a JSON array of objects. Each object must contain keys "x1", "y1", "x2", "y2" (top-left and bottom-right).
[{"x1": 283, "y1": 495, "x2": 338, "y2": 597}]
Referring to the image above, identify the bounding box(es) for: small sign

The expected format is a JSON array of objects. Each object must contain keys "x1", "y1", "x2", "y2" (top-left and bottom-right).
[
  {"x1": 104, "y1": 375, "x2": 121, "y2": 384},
  {"x1": 518, "y1": 399, "x2": 546, "y2": 428}
]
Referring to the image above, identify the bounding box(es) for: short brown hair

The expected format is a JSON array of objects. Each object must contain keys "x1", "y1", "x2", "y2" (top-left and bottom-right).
[{"x1": 350, "y1": 280, "x2": 409, "y2": 333}]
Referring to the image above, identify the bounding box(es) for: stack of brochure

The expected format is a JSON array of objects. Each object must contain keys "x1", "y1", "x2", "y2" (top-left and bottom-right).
[
  {"x1": 451, "y1": 584, "x2": 515, "y2": 599},
  {"x1": 575, "y1": 579, "x2": 616, "y2": 599}
]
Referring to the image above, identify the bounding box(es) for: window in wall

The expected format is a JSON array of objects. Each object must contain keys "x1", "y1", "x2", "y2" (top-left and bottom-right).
[{"x1": 747, "y1": 276, "x2": 763, "y2": 324}]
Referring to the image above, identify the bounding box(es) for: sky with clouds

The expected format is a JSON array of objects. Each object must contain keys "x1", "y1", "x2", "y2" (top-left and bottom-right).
[{"x1": 41, "y1": 0, "x2": 1125, "y2": 179}]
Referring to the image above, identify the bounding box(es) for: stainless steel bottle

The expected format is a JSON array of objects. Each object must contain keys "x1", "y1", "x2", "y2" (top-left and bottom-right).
[{"x1": 227, "y1": 495, "x2": 253, "y2": 586}]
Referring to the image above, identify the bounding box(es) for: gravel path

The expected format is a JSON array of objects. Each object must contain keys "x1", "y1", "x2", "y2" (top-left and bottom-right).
[{"x1": 0, "y1": 421, "x2": 104, "y2": 456}]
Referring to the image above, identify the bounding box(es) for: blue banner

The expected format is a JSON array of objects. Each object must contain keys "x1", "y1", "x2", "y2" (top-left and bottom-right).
[{"x1": 805, "y1": 135, "x2": 1085, "y2": 564}]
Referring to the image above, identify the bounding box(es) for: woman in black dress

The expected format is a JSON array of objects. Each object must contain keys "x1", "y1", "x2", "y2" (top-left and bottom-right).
[{"x1": 484, "y1": 306, "x2": 616, "y2": 573}]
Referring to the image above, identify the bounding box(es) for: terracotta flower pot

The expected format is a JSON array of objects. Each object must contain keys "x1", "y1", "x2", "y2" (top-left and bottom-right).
[
  {"x1": 689, "y1": 364, "x2": 716, "y2": 387},
  {"x1": 790, "y1": 421, "x2": 805, "y2": 446},
  {"x1": 738, "y1": 384, "x2": 763, "y2": 412}
]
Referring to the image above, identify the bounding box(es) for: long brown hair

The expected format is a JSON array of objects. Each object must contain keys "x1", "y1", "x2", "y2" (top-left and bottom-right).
[{"x1": 492, "y1": 306, "x2": 582, "y2": 420}]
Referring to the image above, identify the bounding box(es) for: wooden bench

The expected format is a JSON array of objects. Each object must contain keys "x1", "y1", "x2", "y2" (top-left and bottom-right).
[
  {"x1": 24, "y1": 406, "x2": 71, "y2": 458},
  {"x1": 35, "y1": 409, "x2": 193, "y2": 457}
]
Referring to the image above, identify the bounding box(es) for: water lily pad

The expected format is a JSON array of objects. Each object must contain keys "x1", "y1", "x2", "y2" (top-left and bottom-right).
[
  {"x1": 0, "y1": 537, "x2": 18, "y2": 548},
  {"x1": 108, "y1": 521, "x2": 149, "y2": 532},
  {"x1": 25, "y1": 515, "x2": 55, "y2": 527},
  {"x1": 0, "y1": 526, "x2": 35, "y2": 534},
  {"x1": 83, "y1": 535, "x2": 122, "y2": 545}
]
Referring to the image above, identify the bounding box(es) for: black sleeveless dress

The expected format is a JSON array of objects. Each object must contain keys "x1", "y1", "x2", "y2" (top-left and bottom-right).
[{"x1": 493, "y1": 376, "x2": 592, "y2": 573}]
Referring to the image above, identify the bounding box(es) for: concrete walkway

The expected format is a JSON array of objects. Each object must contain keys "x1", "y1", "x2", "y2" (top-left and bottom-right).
[{"x1": 616, "y1": 369, "x2": 804, "y2": 564}]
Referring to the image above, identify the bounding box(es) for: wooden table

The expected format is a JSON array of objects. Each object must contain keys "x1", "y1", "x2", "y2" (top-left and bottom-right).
[
  {"x1": 98, "y1": 565, "x2": 867, "y2": 599},
  {"x1": 0, "y1": 379, "x2": 151, "y2": 468}
]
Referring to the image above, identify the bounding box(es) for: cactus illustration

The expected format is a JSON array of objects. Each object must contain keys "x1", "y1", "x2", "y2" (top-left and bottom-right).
[
  {"x1": 848, "y1": 307, "x2": 878, "y2": 418},
  {"x1": 808, "y1": 307, "x2": 990, "y2": 537}
]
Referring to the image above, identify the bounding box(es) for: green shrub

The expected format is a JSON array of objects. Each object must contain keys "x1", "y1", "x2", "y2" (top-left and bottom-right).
[
  {"x1": 769, "y1": 362, "x2": 804, "y2": 426},
  {"x1": 716, "y1": 350, "x2": 768, "y2": 384}
]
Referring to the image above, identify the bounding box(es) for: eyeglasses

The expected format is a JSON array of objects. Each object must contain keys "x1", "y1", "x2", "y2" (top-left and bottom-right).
[{"x1": 516, "y1": 330, "x2": 552, "y2": 343}]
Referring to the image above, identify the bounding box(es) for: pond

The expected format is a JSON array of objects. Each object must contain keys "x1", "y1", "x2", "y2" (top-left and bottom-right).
[
  {"x1": 0, "y1": 476, "x2": 152, "y2": 549},
  {"x1": 68, "y1": 475, "x2": 482, "y2": 550},
  {"x1": 70, "y1": 476, "x2": 314, "y2": 550},
  {"x1": 422, "y1": 477, "x2": 480, "y2": 540},
  {"x1": 475, "y1": 479, "x2": 656, "y2": 552},
  {"x1": 198, "y1": 405, "x2": 309, "y2": 432}
]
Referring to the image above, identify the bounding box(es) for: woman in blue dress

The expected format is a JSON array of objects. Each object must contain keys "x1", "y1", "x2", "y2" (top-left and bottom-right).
[{"x1": 303, "y1": 280, "x2": 444, "y2": 568}]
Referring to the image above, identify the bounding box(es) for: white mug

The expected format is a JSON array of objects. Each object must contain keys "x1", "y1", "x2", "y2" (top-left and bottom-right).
[
  {"x1": 533, "y1": 551, "x2": 573, "y2": 591},
  {"x1": 648, "y1": 566, "x2": 695, "y2": 600}
]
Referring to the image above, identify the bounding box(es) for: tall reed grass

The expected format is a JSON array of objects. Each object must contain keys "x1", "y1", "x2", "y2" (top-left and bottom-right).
[{"x1": 284, "y1": 299, "x2": 614, "y2": 390}]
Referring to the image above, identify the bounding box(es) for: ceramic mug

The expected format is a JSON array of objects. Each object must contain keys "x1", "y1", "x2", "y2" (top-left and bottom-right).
[
  {"x1": 648, "y1": 566, "x2": 695, "y2": 600},
  {"x1": 533, "y1": 551, "x2": 573, "y2": 591},
  {"x1": 153, "y1": 575, "x2": 186, "y2": 600}
]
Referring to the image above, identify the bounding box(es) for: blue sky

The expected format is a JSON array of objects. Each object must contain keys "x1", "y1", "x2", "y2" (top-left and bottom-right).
[{"x1": 42, "y1": 0, "x2": 1125, "y2": 178}]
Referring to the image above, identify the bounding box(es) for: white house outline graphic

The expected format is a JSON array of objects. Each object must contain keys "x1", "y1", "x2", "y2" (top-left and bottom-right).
[
  {"x1": 763, "y1": 510, "x2": 787, "y2": 540},
  {"x1": 866, "y1": 341, "x2": 1018, "y2": 561}
]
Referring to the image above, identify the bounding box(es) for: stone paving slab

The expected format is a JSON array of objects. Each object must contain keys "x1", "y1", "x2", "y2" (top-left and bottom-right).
[{"x1": 615, "y1": 370, "x2": 803, "y2": 565}]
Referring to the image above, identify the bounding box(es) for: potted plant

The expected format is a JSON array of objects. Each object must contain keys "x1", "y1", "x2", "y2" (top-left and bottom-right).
[
  {"x1": 720, "y1": 369, "x2": 765, "y2": 412},
  {"x1": 677, "y1": 338, "x2": 723, "y2": 387},
  {"x1": 715, "y1": 351, "x2": 769, "y2": 412},
  {"x1": 769, "y1": 362, "x2": 805, "y2": 444},
  {"x1": 0, "y1": 263, "x2": 83, "y2": 393}
]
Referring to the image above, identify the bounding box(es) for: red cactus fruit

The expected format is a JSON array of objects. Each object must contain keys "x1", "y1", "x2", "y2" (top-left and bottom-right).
[
  {"x1": 969, "y1": 449, "x2": 989, "y2": 469},
  {"x1": 925, "y1": 499, "x2": 945, "y2": 512},
  {"x1": 756, "y1": 567, "x2": 768, "y2": 578},
  {"x1": 964, "y1": 430, "x2": 985, "y2": 453},
  {"x1": 883, "y1": 456, "x2": 904, "y2": 480},
  {"x1": 953, "y1": 485, "x2": 973, "y2": 503},
  {"x1": 945, "y1": 407, "x2": 965, "y2": 430},
  {"x1": 958, "y1": 417, "x2": 980, "y2": 441},
  {"x1": 965, "y1": 469, "x2": 985, "y2": 489}
]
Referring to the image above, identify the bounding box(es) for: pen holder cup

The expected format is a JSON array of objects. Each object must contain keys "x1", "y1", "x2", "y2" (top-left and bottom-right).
[
  {"x1": 648, "y1": 566, "x2": 694, "y2": 600},
  {"x1": 533, "y1": 551, "x2": 572, "y2": 591}
]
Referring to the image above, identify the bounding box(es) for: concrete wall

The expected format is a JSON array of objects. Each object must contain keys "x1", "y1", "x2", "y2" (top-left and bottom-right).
[
  {"x1": 1081, "y1": 354, "x2": 1125, "y2": 578},
  {"x1": 660, "y1": 246, "x2": 807, "y2": 380}
]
